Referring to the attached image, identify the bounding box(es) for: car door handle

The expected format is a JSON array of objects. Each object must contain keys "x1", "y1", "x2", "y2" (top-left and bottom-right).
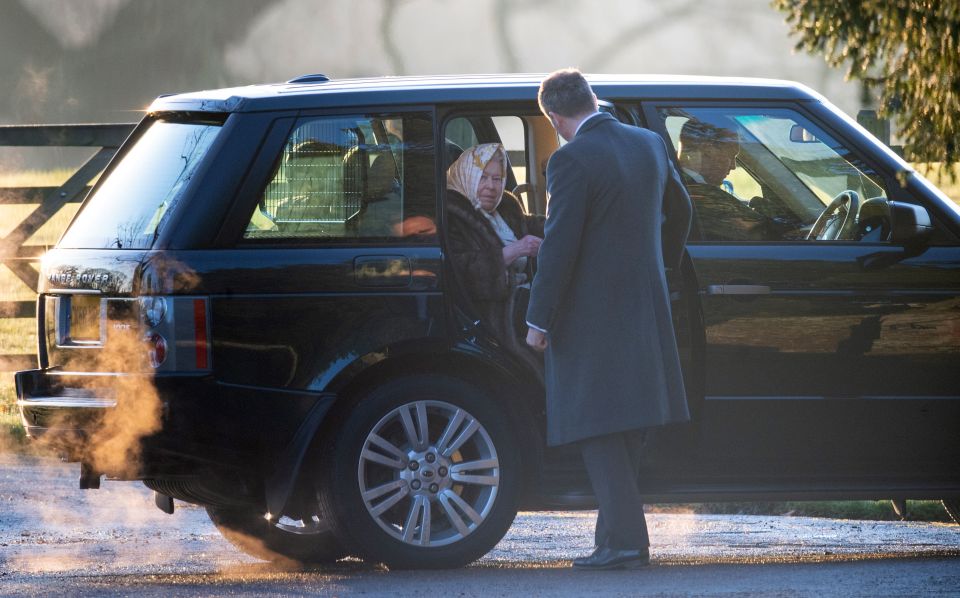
[
  {"x1": 706, "y1": 284, "x2": 771, "y2": 295},
  {"x1": 354, "y1": 256, "x2": 411, "y2": 287}
]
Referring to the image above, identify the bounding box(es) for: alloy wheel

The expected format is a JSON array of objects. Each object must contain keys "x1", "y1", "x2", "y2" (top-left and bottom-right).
[{"x1": 357, "y1": 400, "x2": 501, "y2": 547}]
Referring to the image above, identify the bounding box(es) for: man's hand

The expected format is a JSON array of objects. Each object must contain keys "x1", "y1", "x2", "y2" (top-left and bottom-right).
[{"x1": 526, "y1": 327, "x2": 548, "y2": 352}]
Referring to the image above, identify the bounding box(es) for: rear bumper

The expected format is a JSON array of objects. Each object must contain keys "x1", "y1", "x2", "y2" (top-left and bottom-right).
[
  {"x1": 16, "y1": 368, "x2": 216, "y2": 466},
  {"x1": 16, "y1": 367, "x2": 202, "y2": 435},
  {"x1": 15, "y1": 368, "x2": 327, "y2": 480},
  {"x1": 16, "y1": 368, "x2": 117, "y2": 440},
  {"x1": 15, "y1": 368, "x2": 336, "y2": 479}
]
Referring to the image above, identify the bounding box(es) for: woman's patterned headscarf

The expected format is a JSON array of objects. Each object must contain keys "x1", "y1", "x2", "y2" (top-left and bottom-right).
[{"x1": 446, "y1": 143, "x2": 508, "y2": 212}]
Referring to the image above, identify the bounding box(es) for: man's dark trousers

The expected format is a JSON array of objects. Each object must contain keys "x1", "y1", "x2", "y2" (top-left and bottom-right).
[{"x1": 579, "y1": 430, "x2": 649, "y2": 550}]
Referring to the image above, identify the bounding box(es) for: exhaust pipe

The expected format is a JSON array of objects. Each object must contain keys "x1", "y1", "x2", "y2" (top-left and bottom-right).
[{"x1": 78, "y1": 461, "x2": 102, "y2": 489}]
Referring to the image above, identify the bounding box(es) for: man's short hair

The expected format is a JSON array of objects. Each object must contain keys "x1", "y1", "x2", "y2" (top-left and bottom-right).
[
  {"x1": 679, "y1": 118, "x2": 739, "y2": 149},
  {"x1": 538, "y1": 68, "x2": 596, "y2": 118}
]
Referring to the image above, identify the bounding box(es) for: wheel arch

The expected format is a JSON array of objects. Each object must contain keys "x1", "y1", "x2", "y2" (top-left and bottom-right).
[
  {"x1": 332, "y1": 341, "x2": 541, "y2": 413},
  {"x1": 266, "y1": 340, "x2": 544, "y2": 519},
  {"x1": 320, "y1": 342, "x2": 546, "y2": 492}
]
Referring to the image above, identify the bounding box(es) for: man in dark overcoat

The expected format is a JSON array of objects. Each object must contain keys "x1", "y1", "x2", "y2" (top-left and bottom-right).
[{"x1": 525, "y1": 69, "x2": 693, "y2": 570}]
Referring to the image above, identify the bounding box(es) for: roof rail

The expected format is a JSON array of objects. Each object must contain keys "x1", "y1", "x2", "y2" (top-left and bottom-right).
[{"x1": 287, "y1": 73, "x2": 331, "y2": 84}]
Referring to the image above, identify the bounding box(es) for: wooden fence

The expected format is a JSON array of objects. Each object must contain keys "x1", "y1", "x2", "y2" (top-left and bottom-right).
[{"x1": 0, "y1": 123, "x2": 135, "y2": 371}]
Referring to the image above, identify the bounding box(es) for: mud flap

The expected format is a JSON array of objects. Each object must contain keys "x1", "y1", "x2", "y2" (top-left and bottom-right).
[{"x1": 264, "y1": 393, "x2": 337, "y2": 518}]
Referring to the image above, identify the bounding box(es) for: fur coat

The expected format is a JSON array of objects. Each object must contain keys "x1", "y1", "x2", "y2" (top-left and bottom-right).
[{"x1": 446, "y1": 189, "x2": 544, "y2": 368}]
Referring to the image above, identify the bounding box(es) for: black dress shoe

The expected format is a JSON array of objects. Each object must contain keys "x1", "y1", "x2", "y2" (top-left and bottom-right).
[{"x1": 572, "y1": 546, "x2": 650, "y2": 570}]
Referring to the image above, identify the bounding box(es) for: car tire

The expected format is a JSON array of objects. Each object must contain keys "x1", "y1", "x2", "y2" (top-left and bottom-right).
[
  {"x1": 206, "y1": 505, "x2": 345, "y2": 564},
  {"x1": 317, "y1": 375, "x2": 521, "y2": 569},
  {"x1": 943, "y1": 500, "x2": 960, "y2": 524}
]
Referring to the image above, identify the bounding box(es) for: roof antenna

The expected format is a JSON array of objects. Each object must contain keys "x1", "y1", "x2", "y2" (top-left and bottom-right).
[{"x1": 287, "y1": 73, "x2": 331, "y2": 84}]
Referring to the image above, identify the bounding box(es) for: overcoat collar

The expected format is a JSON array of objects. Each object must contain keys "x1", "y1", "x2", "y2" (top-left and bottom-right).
[
  {"x1": 446, "y1": 189, "x2": 524, "y2": 239},
  {"x1": 575, "y1": 112, "x2": 617, "y2": 138}
]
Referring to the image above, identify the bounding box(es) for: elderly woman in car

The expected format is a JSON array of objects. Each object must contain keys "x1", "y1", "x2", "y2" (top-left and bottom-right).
[{"x1": 446, "y1": 143, "x2": 544, "y2": 365}]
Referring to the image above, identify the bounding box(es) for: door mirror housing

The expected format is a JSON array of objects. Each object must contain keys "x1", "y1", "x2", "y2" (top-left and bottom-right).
[{"x1": 889, "y1": 200, "x2": 933, "y2": 245}]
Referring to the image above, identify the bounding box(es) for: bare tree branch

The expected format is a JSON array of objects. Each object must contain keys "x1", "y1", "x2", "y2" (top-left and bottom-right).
[
  {"x1": 582, "y1": 0, "x2": 700, "y2": 72},
  {"x1": 495, "y1": 0, "x2": 521, "y2": 72},
  {"x1": 381, "y1": 0, "x2": 406, "y2": 75},
  {"x1": 494, "y1": 0, "x2": 564, "y2": 71}
]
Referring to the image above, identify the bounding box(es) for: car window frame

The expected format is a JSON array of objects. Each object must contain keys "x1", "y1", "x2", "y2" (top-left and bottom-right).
[
  {"x1": 438, "y1": 103, "x2": 558, "y2": 221},
  {"x1": 601, "y1": 99, "x2": 642, "y2": 127},
  {"x1": 225, "y1": 105, "x2": 440, "y2": 249},
  {"x1": 640, "y1": 98, "x2": 909, "y2": 245},
  {"x1": 439, "y1": 109, "x2": 537, "y2": 190},
  {"x1": 212, "y1": 112, "x2": 297, "y2": 247}
]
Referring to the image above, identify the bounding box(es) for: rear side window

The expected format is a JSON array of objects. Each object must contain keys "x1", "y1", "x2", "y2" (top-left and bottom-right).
[
  {"x1": 243, "y1": 112, "x2": 437, "y2": 242},
  {"x1": 59, "y1": 116, "x2": 223, "y2": 249}
]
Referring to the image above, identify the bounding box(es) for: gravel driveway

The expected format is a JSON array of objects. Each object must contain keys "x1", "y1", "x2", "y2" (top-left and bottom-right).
[{"x1": 2, "y1": 453, "x2": 959, "y2": 596}]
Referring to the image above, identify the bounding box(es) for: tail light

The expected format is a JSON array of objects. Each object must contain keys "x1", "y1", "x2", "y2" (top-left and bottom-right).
[
  {"x1": 143, "y1": 297, "x2": 167, "y2": 327},
  {"x1": 145, "y1": 332, "x2": 167, "y2": 368},
  {"x1": 138, "y1": 296, "x2": 210, "y2": 372},
  {"x1": 41, "y1": 294, "x2": 210, "y2": 373}
]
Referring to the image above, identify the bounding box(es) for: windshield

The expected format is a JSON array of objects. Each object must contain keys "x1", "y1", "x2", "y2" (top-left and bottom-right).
[
  {"x1": 735, "y1": 113, "x2": 886, "y2": 206},
  {"x1": 59, "y1": 116, "x2": 223, "y2": 249}
]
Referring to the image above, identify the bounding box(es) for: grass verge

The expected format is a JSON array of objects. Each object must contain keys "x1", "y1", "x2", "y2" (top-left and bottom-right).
[
  {"x1": 1, "y1": 377, "x2": 28, "y2": 453},
  {"x1": 0, "y1": 318, "x2": 37, "y2": 354},
  {"x1": 649, "y1": 500, "x2": 952, "y2": 523},
  {"x1": 0, "y1": 410, "x2": 30, "y2": 453}
]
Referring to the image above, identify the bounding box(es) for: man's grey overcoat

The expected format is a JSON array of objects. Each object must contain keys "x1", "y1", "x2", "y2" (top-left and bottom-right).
[{"x1": 526, "y1": 113, "x2": 693, "y2": 446}]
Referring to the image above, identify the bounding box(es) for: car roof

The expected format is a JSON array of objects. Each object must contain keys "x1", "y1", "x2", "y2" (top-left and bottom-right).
[{"x1": 148, "y1": 73, "x2": 823, "y2": 113}]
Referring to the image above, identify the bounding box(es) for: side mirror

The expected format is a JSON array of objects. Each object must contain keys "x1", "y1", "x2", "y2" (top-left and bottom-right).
[
  {"x1": 889, "y1": 201, "x2": 933, "y2": 245},
  {"x1": 789, "y1": 124, "x2": 819, "y2": 143}
]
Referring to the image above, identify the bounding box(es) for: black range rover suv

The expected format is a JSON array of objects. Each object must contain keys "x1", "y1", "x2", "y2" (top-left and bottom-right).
[{"x1": 15, "y1": 74, "x2": 960, "y2": 568}]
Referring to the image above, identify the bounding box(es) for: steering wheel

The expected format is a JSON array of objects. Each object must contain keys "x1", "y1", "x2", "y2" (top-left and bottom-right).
[{"x1": 806, "y1": 190, "x2": 860, "y2": 240}]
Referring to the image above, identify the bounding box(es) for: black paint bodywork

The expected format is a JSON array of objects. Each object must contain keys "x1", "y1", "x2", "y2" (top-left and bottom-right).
[{"x1": 16, "y1": 75, "x2": 960, "y2": 513}]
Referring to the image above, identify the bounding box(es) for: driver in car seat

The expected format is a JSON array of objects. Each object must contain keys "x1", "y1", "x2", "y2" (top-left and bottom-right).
[{"x1": 677, "y1": 118, "x2": 777, "y2": 241}]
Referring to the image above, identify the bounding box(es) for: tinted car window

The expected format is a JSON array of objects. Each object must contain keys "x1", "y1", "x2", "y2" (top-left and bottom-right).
[
  {"x1": 658, "y1": 106, "x2": 889, "y2": 242},
  {"x1": 244, "y1": 113, "x2": 437, "y2": 242},
  {"x1": 445, "y1": 117, "x2": 478, "y2": 158},
  {"x1": 59, "y1": 116, "x2": 223, "y2": 249}
]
